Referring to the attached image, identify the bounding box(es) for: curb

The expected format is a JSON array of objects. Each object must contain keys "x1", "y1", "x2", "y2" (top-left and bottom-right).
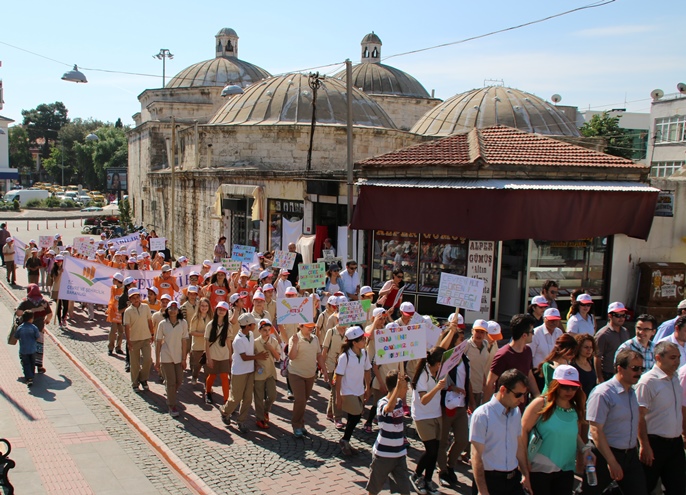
[{"x1": 0, "y1": 281, "x2": 216, "y2": 495}]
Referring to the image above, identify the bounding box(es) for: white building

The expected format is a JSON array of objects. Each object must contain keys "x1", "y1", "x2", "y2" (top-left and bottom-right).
[
  {"x1": 647, "y1": 89, "x2": 686, "y2": 177},
  {"x1": 0, "y1": 115, "x2": 19, "y2": 193}
]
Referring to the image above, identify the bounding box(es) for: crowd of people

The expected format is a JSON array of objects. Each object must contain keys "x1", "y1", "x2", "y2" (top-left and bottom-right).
[{"x1": 3, "y1": 224, "x2": 686, "y2": 495}]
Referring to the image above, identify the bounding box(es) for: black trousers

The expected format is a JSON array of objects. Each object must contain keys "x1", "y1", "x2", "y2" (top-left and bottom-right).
[
  {"x1": 472, "y1": 470, "x2": 524, "y2": 495},
  {"x1": 582, "y1": 446, "x2": 646, "y2": 495},
  {"x1": 529, "y1": 470, "x2": 574, "y2": 495},
  {"x1": 643, "y1": 435, "x2": 685, "y2": 495}
]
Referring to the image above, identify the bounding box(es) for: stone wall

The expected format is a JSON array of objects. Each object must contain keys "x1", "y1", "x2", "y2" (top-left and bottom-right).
[{"x1": 369, "y1": 95, "x2": 442, "y2": 131}]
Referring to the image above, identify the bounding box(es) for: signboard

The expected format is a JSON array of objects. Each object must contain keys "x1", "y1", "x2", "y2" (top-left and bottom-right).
[
  {"x1": 275, "y1": 297, "x2": 314, "y2": 325},
  {"x1": 72, "y1": 236, "x2": 91, "y2": 246},
  {"x1": 298, "y1": 262, "x2": 326, "y2": 289},
  {"x1": 465, "y1": 241, "x2": 496, "y2": 322},
  {"x1": 221, "y1": 258, "x2": 242, "y2": 273},
  {"x1": 374, "y1": 323, "x2": 427, "y2": 365},
  {"x1": 438, "y1": 340, "x2": 470, "y2": 379},
  {"x1": 106, "y1": 167, "x2": 128, "y2": 192},
  {"x1": 655, "y1": 190, "x2": 674, "y2": 218},
  {"x1": 149, "y1": 237, "x2": 166, "y2": 252},
  {"x1": 108, "y1": 234, "x2": 143, "y2": 254},
  {"x1": 437, "y1": 272, "x2": 484, "y2": 312},
  {"x1": 38, "y1": 236, "x2": 53, "y2": 249},
  {"x1": 231, "y1": 244, "x2": 256, "y2": 263},
  {"x1": 322, "y1": 249, "x2": 336, "y2": 260},
  {"x1": 74, "y1": 241, "x2": 97, "y2": 259},
  {"x1": 272, "y1": 250, "x2": 296, "y2": 269},
  {"x1": 338, "y1": 300, "x2": 368, "y2": 326}
]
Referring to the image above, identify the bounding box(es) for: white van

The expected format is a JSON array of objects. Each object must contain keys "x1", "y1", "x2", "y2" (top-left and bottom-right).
[{"x1": 4, "y1": 189, "x2": 50, "y2": 206}]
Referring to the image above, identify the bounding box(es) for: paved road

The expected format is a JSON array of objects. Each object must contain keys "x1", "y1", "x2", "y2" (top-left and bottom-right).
[{"x1": 0, "y1": 223, "x2": 476, "y2": 494}]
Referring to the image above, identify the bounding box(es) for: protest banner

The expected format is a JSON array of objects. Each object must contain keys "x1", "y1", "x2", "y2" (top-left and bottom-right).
[
  {"x1": 276, "y1": 297, "x2": 314, "y2": 325},
  {"x1": 338, "y1": 300, "x2": 368, "y2": 326},
  {"x1": 272, "y1": 250, "x2": 296, "y2": 270},
  {"x1": 149, "y1": 237, "x2": 166, "y2": 252},
  {"x1": 13, "y1": 238, "x2": 26, "y2": 267},
  {"x1": 298, "y1": 262, "x2": 326, "y2": 289},
  {"x1": 231, "y1": 244, "x2": 256, "y2": 263},
  {"x1": 109, "y1": 233, "x2": 143, "y2": 254},
  {"x1": 39, "y1": 236, "x2": 53, "y2": 249},
  {"x1": 437, "y1": 340, "x2": 470, "y2": 379},
  {"x1": 374, "y1": 323, "x2": 427, "y2": 365},
  {"x1": 221, "y1": 258, "x2": 242, "y2": 273},
  {"x1": 437, "y1": 273, "x2": 484, "y2": 312}
]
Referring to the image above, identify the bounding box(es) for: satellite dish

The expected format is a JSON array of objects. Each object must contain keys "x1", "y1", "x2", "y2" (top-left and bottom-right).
[
  {"x1": 551, "y1": 94, "x2": 562, "y2": 103},
  {"x1": 677, "y1": 83, "x2": 686, "y2": 94},
  {"x1": 651, "y1": 89, "x2": 664, "y2": 101}
]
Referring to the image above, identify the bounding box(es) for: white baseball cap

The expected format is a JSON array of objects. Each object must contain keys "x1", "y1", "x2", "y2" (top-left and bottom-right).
[
  {"x1": 359, "y1": 286, "x2": 373, "y2": 296},
  {"x1": 552, "y1": 364, "x2": 581, "y2": 387},
  {"x1": 285, "y1": 286, "x2": 298, "y2": 296},
  {"x1": 345, "y1": 326, "x2": 364, "y2": 341},
  {"x1": 531, "y1": 295, "x2": 549, "y2": 307},
  {"x1": 448, "y1": 313, "x2": 466, "y2": 328},
  {"x1": 543, "y1": 308, "x2": 561, "y2": 320},
  {"x1": 487, "y1": 321, "x2": 502, "y2": 341},
  {"x1": 472, "y1": 319, "x2": 489, "y2": 332},
  {"x1": 576, "y1": 294, "x2": 593, "y2": 305},
  {"x1": 608, "y1": 301, "x2": 627, "y2": 314},
  {"x1": 372, "y1": 307, "x2": 386, "y2": 318},
  {"x1": 215, "y1": 301, "x2": 230, "y2": 311},
  {"x1": 399, "y1": 301, "x2": 415, "y2": 315}
]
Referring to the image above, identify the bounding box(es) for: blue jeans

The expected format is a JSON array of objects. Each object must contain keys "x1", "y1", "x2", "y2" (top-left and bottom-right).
[{"x1": 20, "y1": 353, "x2": 36, "y2": 380}]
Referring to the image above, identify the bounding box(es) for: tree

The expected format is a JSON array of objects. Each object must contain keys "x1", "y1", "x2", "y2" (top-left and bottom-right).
[
  {"x1": 73, "y1": 125, "x2": 128, "y2": 189},
  {"x1": 8, "y1": 127, "x2": 33, "y2": 177},
  {"x1": 42, "y1": 118, "x2": 104, "y2": 187},
  {"x1": 21, "y1": 102, "x2": 69, "y2": 158},
  {"x1": 580, "y1": 112, "x2": 634, "y2": 160}
]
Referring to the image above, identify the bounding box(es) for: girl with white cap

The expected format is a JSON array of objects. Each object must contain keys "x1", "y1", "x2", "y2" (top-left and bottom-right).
[
  {"x1": 204, "y1": 301, "x2": 231, "y2": 404},
  {"x1": 155, "y1": 300, "x2": 189, "y2": 417},
  {"x1": 189, "y1": 297, "x2": 212, "y2": 385},
  {"x1": 107, "y1": 273, "x2": 125, "y2": 355},
  {"x1": 51, "y1": 255, "x2": 67, "y2": 328}
]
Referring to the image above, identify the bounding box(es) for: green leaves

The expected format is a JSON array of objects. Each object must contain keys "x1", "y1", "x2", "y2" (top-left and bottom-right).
[{"x1": 580, "y1": 112, "x2": 635, "y2": 160}]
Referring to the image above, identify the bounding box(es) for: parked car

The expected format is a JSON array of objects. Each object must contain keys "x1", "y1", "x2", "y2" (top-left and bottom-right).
[{"x1": 4, "y1": 189, "x2": 50, "y2": 206}]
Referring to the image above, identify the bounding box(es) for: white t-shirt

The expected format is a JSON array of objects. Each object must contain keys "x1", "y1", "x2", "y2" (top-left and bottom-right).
[
  {"x1": 335, "y1": 348, "x2": 371, "y2": 397},
  {"x1": 155, "y1": 319, "x2": 189, "y2": 364},
  {"x1": 412, "y1": 365, "x2": 442, "y2": 421},
  {"x1": 231, "y1": 330, "x2": 255, "y2": 375}
]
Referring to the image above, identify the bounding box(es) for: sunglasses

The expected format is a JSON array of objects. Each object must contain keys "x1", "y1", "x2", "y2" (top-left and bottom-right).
[
  {"x1": 610, "y1": 313, "x2": 627, "y2": 318},
  {"x1": 507, "y1": 388, "x2": 526, "y2": 399},
  {"x1": 627, "y1": 365, "x2": 646, "y2": 373},
  {"x1": 560, "y1": 385, "x2": 579, "y2": 392},
  {"x1": 579, "y1": 303, "x2": 593, "y2": 307}
]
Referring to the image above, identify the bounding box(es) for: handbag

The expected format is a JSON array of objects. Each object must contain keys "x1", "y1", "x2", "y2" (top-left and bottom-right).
[
  {"x1": 527, "y1": 423, "x2": 543, "y2": 460},
  {"x1": 7, "y1": 319, "x2": 18, "y2": 345},
  {"x1": 280, "y1": 356, "x2": 289, "y2": 377}
]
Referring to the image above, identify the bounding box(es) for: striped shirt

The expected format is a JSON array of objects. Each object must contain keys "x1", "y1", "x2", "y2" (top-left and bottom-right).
[{"x1": 372, "y1": 397, "x2": 406, "y2": 458}]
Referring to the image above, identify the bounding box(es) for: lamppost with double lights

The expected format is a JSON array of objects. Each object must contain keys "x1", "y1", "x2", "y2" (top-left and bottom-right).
[{"x1": 153, "y1": 49, "x2": 174, "y2": 88}]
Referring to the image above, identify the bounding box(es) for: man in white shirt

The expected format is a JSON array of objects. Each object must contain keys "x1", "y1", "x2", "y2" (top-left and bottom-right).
[
  {"x1": 340, "y1": 260, "x2": 360, "y2": 301},
  {"x1": 658, "y1": 315, "x2": 686, "y2": 368},
  {"x1": 528, "y1": 307, "x2": 563, "y2": 391}
]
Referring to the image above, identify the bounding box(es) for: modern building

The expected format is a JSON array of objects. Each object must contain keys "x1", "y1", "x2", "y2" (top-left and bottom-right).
[
  {"x1": 647, "y1": 89, "x2": 686, "y2": 177},
  {"x1": 0, "y1": 115, "x2": 19, "y2": 193}
]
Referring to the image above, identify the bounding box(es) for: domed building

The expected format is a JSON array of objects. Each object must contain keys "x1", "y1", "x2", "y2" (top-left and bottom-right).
[
  {"x1": 334, "y1": 33, "x2": 441, "y2": 130},
  {"x1": 411, "y1": 86, "x2": 581, "y2": 137}
]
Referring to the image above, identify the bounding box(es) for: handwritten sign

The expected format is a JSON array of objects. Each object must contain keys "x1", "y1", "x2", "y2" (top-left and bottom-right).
[
  {"x1": 149, "y1": 237, "x2": 166, "y2": 251},
  {"x1": 73, "y1": 236, "x2": 91, "y2": 246},
  {"x1": 437, "y1": 273, "x2": 484, "y2": 312},
  {"x1": 276, "y1": 297, "x2": 314, "y2": 324},
  {"x1": 221, "y1": 258, "x2": 242, "y2": 273},
  {"x1": 425, "y1": 323, "x2": 442, "y2": 350},
  {"x1": 272, "y1": 250, "x2": 296, "y2": 270},
  {"x1": 322, "y1": 249, "x2": 335, "y2": 260},
  {"x1": 338, "y1": 300, "x2": 368, "y2": 326},
  {"x1": 39, "y1": 236, "x2": 53, "y2": 249},
  {"x1": 374, "y1": 323, "x2": 427, "y2": 365},
  {"x1": 438, "y1": 340, "x2": 470, "y2": 379},
  {"x1": 231, "y1": 244, "x2": 256, "y2": 263},
  {"x1": 74, "y1": 241, "x2": 97, "y2": 259},
  {"x1": 298, "y1": 262, "x2": 326, "y2": 289}
]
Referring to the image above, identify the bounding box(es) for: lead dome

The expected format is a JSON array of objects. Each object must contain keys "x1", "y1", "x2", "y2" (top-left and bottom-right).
[
  {"x1": 411, "y1": 86, "x2": 581, "y2": 137},
  {"x1": 166, "y1": 28, "x2": 271, "y2": 89}
]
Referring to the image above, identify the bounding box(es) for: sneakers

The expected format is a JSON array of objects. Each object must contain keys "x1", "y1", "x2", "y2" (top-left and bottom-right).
[
  {"x1": 141, "y1": 381, "x2": 149, "y2": 391},
  {"x1": 108, "y1": 349, "x2": 113, "y2": 356},
  {"x1": 363, "y1": 424, "x2": 373, "y2": 434},
  {"x1": 410, "y1": 473, "x2": 428, "y2": 495},
  {"x1": 439, "y1": 470, "x2": 456, "y2": 487},
  {"x1": 256, "y1": 420, "x2": 270, "y2": 430},
  {"x1": 237, "y1": 423, "x2": 249, "y2": 434},
  {"x1": 26, "y1": 379, "x2": 33, "y2": 387},
  {"x1": 132, "y1": 383, "x2": 140, "y2": 391},
  {"x1": 334, "y1": 420, "x2": 345, "y2": 430},
  {"x1": 339, "y1": 439, "x2": 353, "y2": 456},
  {"x1": 426, "y1": 480, "x2": 440, "y2": 495},
  {"x1": 169, "y1": 406, "x2": 179, "y2": 418},
  {"x1": 293, "y1": 428, "x2": 305, "y2": 438}
]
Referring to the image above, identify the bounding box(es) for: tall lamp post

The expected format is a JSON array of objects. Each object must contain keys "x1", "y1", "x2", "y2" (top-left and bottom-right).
[{"x1": 153, "y1": 49, "x2": 174, "y2": 88}]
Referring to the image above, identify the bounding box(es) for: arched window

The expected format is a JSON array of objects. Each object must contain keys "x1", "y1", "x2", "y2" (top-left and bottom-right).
[
  {"x1": 364, "y1": 47, "x2": 369, "y2": 58},
  {"x1": 227, "y1": 40, "x2": 234, "y2": 52},
  {"x1": 372, "y1": 48, "x2": 378, "y2": 58}
]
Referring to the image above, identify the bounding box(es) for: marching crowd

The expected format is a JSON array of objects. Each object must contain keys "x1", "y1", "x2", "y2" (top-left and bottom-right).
[{"x1": 3, "y1": 225, "x2": 686, "y2": 495}]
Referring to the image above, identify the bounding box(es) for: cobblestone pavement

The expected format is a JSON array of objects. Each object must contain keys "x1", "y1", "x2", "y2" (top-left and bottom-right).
[{"x1": 0, "y1": 268, "x2": 475, "y2": 494}]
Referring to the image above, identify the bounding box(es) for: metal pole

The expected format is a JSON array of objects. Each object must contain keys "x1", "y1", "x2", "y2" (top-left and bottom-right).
[
  {"x1": 162, "y1": 56, "x2": 166, "y2": 88},
  {"x1": 345, "y1": 59, "x2": 354, "y2": 261},
  {"x1": 170, "y1": 116, "x2": 175, "y2": 255},
  {"x1": 61, "y1": 141, "x2": 64, "y2": 187}
]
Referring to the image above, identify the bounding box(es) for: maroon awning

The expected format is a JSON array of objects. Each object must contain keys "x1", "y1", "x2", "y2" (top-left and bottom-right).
[{"x1": 351, "y1": 179, "x2": 660, "y2": 241}]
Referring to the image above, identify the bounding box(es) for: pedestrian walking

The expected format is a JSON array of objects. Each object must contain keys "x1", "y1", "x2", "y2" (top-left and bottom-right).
[
  {"x1": 204, "y1": 301, "x2": 231, "y2": 405},
  {"x1": 466, "y1": 318, "x2": 498, "y2": 411},
  {"x1": 104, "y1": 271, "x2": 124, "y2": 353},
  {"x1": 529, "y1": 308, "x2": 563, "y2": 392},
  {"x1": 189, "y1": 297, "x2": 212, "y2": 385},
  {"x1": 253, "y1": 319, "x2": 280, "y2": 429},
  {"x1": 155, "y1": 300, "x2": 189, "y2": 417},
  {"x1": 123, "y1": 288, "x2": 154, "y2": 391},
  {"x1": 14, "y1": 312, "x2": 40, "y2": 387},
  {"x1": 654, "y1": 299, "x2": 686, "y2": 341},
  {"x1": 3, "y1": 237, "x2": 16, "y2": 284},
  {"x1": 16, "y1": 284, "x2": 52, "y2": 374},
  {"x1": 594, "y1": 301, "x2": 630, "y2": 382},
  {"x1": 25, "y1": 247, "x2": 41, "y2": 285},
  {"x1": 50, "y1": 255, "x2": 68, "y2": 329},
  {"x1": 657, "y1": 314, "x2": 686, "y2": 368},
  {"x1": 538, "y1": 333, "x2": 577, "y2": 394},
  {"x1": 571, "y1": 333, "x2": 597, "y2": 400},
  {"x1": 0, "y1": 222, "x2": 10, "y2": 266},
  {"x1": 615, "y1": 314, "x2": 657, "y2": 372},
  {"x1": 322, "y1": 306, "x2": 348, "y2": 428},
  {"x1": 567, "y1": 293, "x2": 596, "y2": 335}
]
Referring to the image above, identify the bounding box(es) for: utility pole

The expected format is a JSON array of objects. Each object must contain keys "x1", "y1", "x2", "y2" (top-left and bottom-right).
[{"x1": 170, "y1": 116, "x2": 176, "y2": 255}]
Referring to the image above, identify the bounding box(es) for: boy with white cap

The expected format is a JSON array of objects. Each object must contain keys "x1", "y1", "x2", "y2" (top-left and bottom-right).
[
  {"x1": 253, "y1": 318, "x2": 281, "y2": 429},
  {"x1": 274, "y1": 268, "x2": 293, "y2": 299},
  {"x1": 107, "y1": 272, "x2": 125, "y2": 356},
  {"x1": 322, "y1": 295, "x2": 349, "y2": 428},
  {"x1": 250, "y1": 290, "x2": 271, "y2": 322},
  {"x1": 123, "y1": 288, "x2": 154, "y2": 391}
]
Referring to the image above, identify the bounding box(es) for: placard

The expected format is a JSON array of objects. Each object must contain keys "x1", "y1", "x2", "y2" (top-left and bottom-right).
[
  {"x1": 437, "y1": 273, "x2": 484, "y2": 312},
  {"x1": 425, "y1": 323, "x2": 443, "y2": 350},
  {"x1": 338, "y1": 300, "x2": 368, "y2": 326},
  {"x1": 276, "y1": 297, "x2": 314, "y2": 325},
  {"x1": 221, "y1": 258, "x2": 242, "y2": 273},
  {"x1": 74, "y1": 241, "x2": 97, "y2": 259},
  {"x1": 438, "y1": 340, "x2": 470, "y2": 380},
  {"x1": 374, "y1": 323, "x2": 427, "y2": 365},
  {"x1": 465, "y1": 240, "x2": 495, "y2": 322},
  {"x1": 39, "y1": 236, "x2": 53, "y2": 249},
  {"x1": 322, "y1": 249, "x2": 336, "y2": 260},
  {"x1": 298, "y1": 262, "x2": 326, "y2": 289},
  {"x1": 73, "y1": 236, "x2": 91, "y2": 246},
  {"x1": 231, "y1": 244, "x2": 256, "y2": 263},
  {"x1": 272, "y1": 250, "x2": 296, "y2": 270},
  {"x1": 149, "y1": 237, "x2": 166, "y2": 251}
]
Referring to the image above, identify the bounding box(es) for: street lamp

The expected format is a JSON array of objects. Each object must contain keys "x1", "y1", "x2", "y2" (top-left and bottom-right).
[
  {"x1": 85, "y1": 133, "x2": 99, "y2": 142},
  {"x1": 153, "y1": 49, "x2": 174, "y2": 88},
  {"x1": 61, "y1": 65, "x2": 88, "y2": 83}
]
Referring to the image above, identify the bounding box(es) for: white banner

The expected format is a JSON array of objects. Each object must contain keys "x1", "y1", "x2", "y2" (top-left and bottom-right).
[
  {"x1": 437, "y1": 273, "x2": 484, "y2": 312},
  {"x1": 109, "y1": 233, "x2": 143, "y2": 254},
  {"x1": 149, "y1": 237, "x2": 166, "y2": 251}
]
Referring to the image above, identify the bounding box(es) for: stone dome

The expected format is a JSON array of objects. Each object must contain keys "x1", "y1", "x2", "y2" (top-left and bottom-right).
[
  {"x1": 166, "y1": 28, "x2": 271, "y2": 89},
  {"x1": 209, "y1": 73, "x2": 396, "y2": 128},
  {"x1": 361, "y1": 32, "x2": 382, "y2": 44},
  {"x1": 411, "y1": 86, "x2": 581, "y2": 137},
  {"x1": 335, "y1": 63, "x2": 431, "y2": 99}
]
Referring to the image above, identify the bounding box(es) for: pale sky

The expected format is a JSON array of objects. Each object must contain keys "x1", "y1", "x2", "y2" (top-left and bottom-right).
[{"x1": 1, "y1": 0, "x2": 684, "y2": 126}]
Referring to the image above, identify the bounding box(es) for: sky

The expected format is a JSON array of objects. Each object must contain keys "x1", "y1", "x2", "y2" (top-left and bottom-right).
[{"x1": 1, "y1": 0, "x2": 684, "y2": 127}]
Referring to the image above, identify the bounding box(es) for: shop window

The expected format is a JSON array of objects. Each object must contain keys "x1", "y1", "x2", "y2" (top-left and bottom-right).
[{"x1": 268, "y1": 199, "x2": 303, "y2": 251}]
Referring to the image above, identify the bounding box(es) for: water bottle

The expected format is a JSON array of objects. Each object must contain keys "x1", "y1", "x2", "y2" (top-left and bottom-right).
[{"x1": 585, "y1": 455, "x2": 598, "y2": 486}]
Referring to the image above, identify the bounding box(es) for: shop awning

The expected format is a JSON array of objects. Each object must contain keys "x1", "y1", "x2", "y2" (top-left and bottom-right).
[
  {"x1": 351, "y1": 178, "x2": 660, "y2": 241},
  {"x1": 214, "y1": 184, "x2": 264, "y2": 221},
  {"x1": 0, "y1": 169, "x2": 19, "y2": 180}
]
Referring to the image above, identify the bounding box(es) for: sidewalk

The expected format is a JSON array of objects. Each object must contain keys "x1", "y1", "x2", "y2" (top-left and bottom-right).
[{"x1": 0, "y1": 292, "x2": 191, "y2": 495}]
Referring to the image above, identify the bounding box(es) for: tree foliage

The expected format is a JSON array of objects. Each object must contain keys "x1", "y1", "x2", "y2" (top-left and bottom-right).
[
  {"x1": 580, "y1": 112, "x2": 634, "y2": 160},
  {"x1": 8, "y1": 126, "x2": 33, "y2": 172},
  {"x1": 21, "y1": 102, "x2": 69, "y2": 158}
]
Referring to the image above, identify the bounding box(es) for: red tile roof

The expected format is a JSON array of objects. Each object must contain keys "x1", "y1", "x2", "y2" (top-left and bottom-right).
[{"x1": 358, "y1": 125, "x2": 645, "y2": 169}]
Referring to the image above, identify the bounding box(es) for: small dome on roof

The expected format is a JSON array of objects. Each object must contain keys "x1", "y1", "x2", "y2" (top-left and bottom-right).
[
  {"x1": 411, "y1": 86, "x2": 580, "y2": 137},
  {"x1": 362, "y1": 32, "x2": 381, "y2": 44},
  {"x1": 216, "y1": 27, "x2": 238, "y2": 37},
  {"x1": 209, "y1": 73, "x2": 395, "y2": 128},
  {"x1": 335, "y1": 63, "x2": 431, "y2": 99}
]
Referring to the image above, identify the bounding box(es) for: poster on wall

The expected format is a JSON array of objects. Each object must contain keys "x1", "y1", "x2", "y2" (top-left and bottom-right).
[
  {"x1": 465, "y1": 241, "x2": 496, "y2": 323},
  {"x1": 106, "y1": 168, "x2": 128, "y2": 192}
]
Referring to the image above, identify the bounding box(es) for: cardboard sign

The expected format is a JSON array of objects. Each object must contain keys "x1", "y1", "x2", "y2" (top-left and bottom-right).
[
  {"x1": 221, "y1": 258, "x2": 242, "y2": 273},
  {"x1": 322, "y1": 249, "x2": 336, "y2": 260},
  {"x1": 425, "y1": 323, "x2": 443, "y2": 350},
  {"x1": 149, "y1": 237, "x2": 166, "y2": 251},
  {"x1": 74, "y1": 241, "x2": 97, "y2": 259},
  {"x1": 39, "y1": 236, "x2": 53, "y2": 249},
  {"x1": 298, "y1": 262, "x2": 326, "y2": 289},
  {"x1": 72, "y1": 236, "x2": 91, "y2": 246},
  {"x1": 338, "y1": 300, "x2": 368, "y2": 326},
  {"x1": 231, "y1": 244, "x2": 256, "y2": 263},
  {"x1": 438, "y1": 340, "x2": 470, "y2": 380},
  {"x1": 437, "y1": 273, "x2": 484, "y2": 312},
  {"x1": 374, "y1": 323, "x2": 427, "y2": 365},
  {"x1": 276, "y1": 297, "x2": 314, "y2": 325},
  {"x1": 272, "y1": 250, "x2": 296, "y2": 270}
]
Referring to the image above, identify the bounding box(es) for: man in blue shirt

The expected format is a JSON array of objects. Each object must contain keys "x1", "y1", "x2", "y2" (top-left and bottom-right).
[
  {"x1": 654, "y1": 300, "x2": 686, "y2": 341},
  {"x1": 15, "y1": 312, "x2": 40, "y2": 387},
  {"x1": 615, "y1": 314, "x2": 657, "y2": 372}
]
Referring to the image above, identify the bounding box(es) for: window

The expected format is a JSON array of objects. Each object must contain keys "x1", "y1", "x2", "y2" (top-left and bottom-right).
[
  {"x1": 655, "y1": 116, "x2": 686, "y2": 143},
  {"x1": 650, "y1": 161, "x2": 684, "y2": 178}
]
